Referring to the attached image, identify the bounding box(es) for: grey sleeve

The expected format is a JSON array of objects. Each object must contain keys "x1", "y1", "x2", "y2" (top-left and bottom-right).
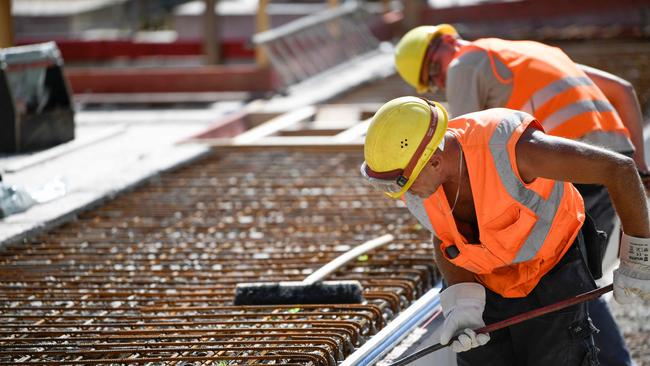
[{"x1": 446, "y1": 50, "x2": 513, "y2": 118}]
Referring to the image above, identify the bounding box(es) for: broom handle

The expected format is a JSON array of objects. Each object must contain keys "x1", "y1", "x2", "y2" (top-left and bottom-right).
[
  {"x1": 302, "y1": 234, "x2": 394, "y2": 285},
  {"x1": 388, "y1": 284, "x2": 613, "y2": 366}
]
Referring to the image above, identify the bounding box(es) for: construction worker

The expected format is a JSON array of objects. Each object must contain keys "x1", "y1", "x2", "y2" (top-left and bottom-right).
[
  {"x1": 393, "y1": 25, "x2": 649, "y2": 366},
  {"x1": 361, "y1": 97, "x2": 650, "y2": 366}
]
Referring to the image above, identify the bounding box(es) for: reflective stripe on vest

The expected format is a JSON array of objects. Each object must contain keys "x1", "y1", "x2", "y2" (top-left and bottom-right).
[
  {"x1": 543, "y1": 100, "x2": 615, "y2": 132},
  {"x1": 404, "y1": 192, "x2": 435, "y2": 233},
  {"x1": 521, "y1": 76, "x2": 594, "y2": 114},
  {"x1": 489, "y1": 112, "x2": 564, "y2": 263}
]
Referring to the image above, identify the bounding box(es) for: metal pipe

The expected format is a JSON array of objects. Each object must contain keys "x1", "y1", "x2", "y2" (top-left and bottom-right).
[{"x1": 339, "y1": 286, "x2": 443, "y2": 366}]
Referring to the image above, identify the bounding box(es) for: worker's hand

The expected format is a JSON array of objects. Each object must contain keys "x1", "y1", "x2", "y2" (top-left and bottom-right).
[
  {"x1": 614, "y1": 233, "x2": 650, "y2": 304},
  {"x1": 440, "y1": 282, "x2": 490, "y2": 352}
]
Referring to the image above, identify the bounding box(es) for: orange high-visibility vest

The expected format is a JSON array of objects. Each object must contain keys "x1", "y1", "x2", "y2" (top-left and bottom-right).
[
  {"x1": 454, "y1": 38, "x2": 632, "y2": 153},
  {"x1": 423, "y1": 108, "x2": 585, "y2": 298}
]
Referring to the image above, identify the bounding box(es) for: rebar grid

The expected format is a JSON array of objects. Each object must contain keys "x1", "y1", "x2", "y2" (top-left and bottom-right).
[{"x1": 0, "y1": 147, "x2": 436, "y2": 365}]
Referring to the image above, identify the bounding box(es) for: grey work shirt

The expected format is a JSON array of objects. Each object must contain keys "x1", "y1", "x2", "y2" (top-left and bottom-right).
[{"x1": 446, "y1": 49, "x2": 513, "y2": 118}]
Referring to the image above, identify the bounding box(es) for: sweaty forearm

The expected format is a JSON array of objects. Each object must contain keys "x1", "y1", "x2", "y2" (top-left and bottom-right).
[
  {"x1": 606, "y1": 157, "x2": 650, "y2": 238},
  {"x1": 611, "y1": 85, "x2": 648, "y2": 169}
]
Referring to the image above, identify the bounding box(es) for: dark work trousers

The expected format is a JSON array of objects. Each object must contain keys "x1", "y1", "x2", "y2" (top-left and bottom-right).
[
  {"x1": 575, "y1": 183, "x2": 634, "y2": 366},
  {"x1": 457, "y1": 230, "x2": 599, "y2": 366}
]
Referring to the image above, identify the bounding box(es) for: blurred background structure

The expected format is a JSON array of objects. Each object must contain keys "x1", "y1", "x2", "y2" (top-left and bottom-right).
[
  {"x1": 1, "y1": 0, "x2": 649, "y2": 365},
  {"x1": 1, "y1": 0, "x2": 648, "y2": 107}
]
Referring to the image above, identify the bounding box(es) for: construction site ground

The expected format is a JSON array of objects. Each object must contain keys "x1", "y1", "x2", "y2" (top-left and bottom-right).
[{"x1": 2, "y1": 39, "x2": 650, "y2": 365}]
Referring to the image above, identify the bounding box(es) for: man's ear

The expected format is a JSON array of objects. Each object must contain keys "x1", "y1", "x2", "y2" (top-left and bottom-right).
[
  {"x1": 429, "y1": 155, "x2": 442, "y2": 171},
  {"x1": 441, "y1": 34, "x2": 456, "y2": 45}
]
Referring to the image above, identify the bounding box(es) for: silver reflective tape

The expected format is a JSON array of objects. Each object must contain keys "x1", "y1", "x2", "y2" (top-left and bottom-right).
[
  {"x1": 514, "y1": 182, "x2": 564, "y2": 262},
  {"x1": 404, "y1": 192, "x2": 435, "y2": 234},
  {"x1": 522, "y1": 76, "x2": 594, "y2": 114},
  {"x1": 488, "y1": 112, "x2": 564, "y2": 263},
  {"x1": 543, "y1": 99, "x2": 615, "y2": 132}
]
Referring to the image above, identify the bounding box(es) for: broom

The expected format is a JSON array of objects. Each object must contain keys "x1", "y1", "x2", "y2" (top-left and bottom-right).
[{"x1": 233, "y1": 234, "x2": 394, "y2": 305}]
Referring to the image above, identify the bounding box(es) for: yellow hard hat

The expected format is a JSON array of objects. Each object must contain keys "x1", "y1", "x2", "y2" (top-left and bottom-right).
[
  {"x1": 394, "y1": 24, "x2": 458, "y2": 94},
  {"x1": 362, "y1": 96, "x2": 449, "y2": 199}
]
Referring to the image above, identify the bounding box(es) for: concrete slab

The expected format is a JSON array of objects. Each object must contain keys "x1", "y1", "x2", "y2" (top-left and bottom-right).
[{"x1": 0, "y1": 101, "x2": 243, "y2": 247}]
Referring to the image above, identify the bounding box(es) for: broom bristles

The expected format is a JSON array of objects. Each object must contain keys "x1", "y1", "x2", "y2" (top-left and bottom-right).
[{"x1": 233, "y1": 280, "x2": 364, "y2": 305}]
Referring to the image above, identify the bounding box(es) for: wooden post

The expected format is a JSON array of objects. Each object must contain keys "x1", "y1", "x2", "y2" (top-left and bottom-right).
[
  {"x1": 403, "y1": 0, "x2": 423, "y2": 31},
  {"x1": 327, "y1": 0, "x2": 341, "y2": 39},
  {"x1": 255, "y1": 0, "x2": 270, "y2": 67},
  {"x1": 381, "y1": 0, "x2": 390, "y2": 13},
  {"x1": 203, "y1": 0, "x2": 220, "y2": 64},
  {"x1": 0, "y1": 1, "x2": 13, "y2": 48}
]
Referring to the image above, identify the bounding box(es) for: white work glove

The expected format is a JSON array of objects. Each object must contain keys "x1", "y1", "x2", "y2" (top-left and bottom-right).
[
  {"x1": 440, "y1": 282, "x2": 490, "y2": 353},
  {"x1": 614, "y1": 233, "x2": 650, "y2": 304}
]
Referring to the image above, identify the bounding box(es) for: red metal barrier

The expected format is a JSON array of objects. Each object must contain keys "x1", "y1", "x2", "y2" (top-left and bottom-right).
[
  {"x1": 17, "y1": 39, "x2": 255, "y2": 62},
  {"x1": 66, "y1": 65, "x2": 274, "y2": 93}
]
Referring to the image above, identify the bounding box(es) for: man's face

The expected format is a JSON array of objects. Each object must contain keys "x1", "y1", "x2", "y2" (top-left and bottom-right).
[
  {"x1": 408, "y1": 155, "x2": 443, "y2": 199},
  {"x1": 420, "y1": 36, "x2": 454, "y2": 92}
]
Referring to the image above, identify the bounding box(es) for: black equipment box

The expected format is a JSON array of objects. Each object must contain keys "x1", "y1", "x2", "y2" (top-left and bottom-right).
[{"x1": 0, "y1": 42, "x2": 75, "y2": 153}]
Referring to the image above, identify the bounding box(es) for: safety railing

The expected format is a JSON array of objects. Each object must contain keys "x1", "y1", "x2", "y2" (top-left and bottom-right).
[{"x1": 253, "y1": 1, "x2": 380, "y2": 89}]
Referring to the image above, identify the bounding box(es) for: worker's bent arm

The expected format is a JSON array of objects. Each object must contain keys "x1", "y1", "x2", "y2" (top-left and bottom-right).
[
  {"x1": 579, "y1": 64, "x2": 649, "y2": 174},
  {"x1": 516, "y1": 127, "x2": 650, "y2": 238},
  {"x1": 432, "y1": 234, "x2": 477, "y2": 285}
]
